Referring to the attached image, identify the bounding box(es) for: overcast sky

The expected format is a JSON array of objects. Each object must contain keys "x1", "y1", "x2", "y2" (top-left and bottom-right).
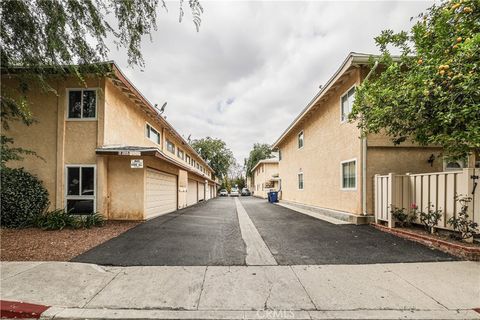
[{"x1": 108, "y1": 0, "x2": 433, "y2": 164}]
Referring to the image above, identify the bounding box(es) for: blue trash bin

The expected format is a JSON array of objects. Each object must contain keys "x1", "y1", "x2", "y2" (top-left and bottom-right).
[{"x1": 269, "y1": 191, "x2": 278, "y2": 203}]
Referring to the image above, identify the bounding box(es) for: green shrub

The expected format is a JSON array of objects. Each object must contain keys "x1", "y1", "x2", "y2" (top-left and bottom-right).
[
  {"x1": 419, "y1": 204, "x2": 442, "y2": 234},
  {"x1": 34, "y1": 209, "x2": 76, "y2": 230},
  {"x1": 34, "y1": 210, "x2": 105, "y2": 230},
  {"x1": 77, "y1": 213, "x2": 105, "y2": 229},
  {"x1": 448, "y1": 195, "x2": 479, "y2": 241},
  {"x1": 1, "y1": 167, "x2": 50, "y2": 228},
  {"x1": 391, "y1": 206, "x2": 417, "y2": 227}
]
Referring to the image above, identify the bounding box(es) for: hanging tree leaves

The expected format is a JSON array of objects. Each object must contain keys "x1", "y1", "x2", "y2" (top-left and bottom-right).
[
  {"x1": 349, "y1": 0, "x2": 479, "y2": 160},
  {"x1": 0, "y1": 0, "x2": 203, "y2": 166}
]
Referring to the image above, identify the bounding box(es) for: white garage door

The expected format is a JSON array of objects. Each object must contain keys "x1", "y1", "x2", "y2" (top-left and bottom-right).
[
  {"x1": 187, "y1": 179, "x2": 197, "y2": 206},
  {"x1": 145, "y1": 169, "x2": 177, "y2": 219},
  {"x1": 198, "y1": 182, "x2": 205, "y2": 201},
  {"x1": 206, "y1": 184, "x2": 211, "y2": 200}
]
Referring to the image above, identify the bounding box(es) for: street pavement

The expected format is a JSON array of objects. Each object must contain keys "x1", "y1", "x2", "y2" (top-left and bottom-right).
[
  {"x1": 74, "y1": 197, "x2": 456, "y2": 266},
  {"x1": 2, "y1": 197, "x2": 478, "y2": 319},
  {"x1": 1, "y1": 261, "x2": 479, "y2": 319}
]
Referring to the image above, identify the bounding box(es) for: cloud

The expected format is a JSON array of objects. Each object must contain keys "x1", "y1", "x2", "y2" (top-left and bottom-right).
[{"x1": 107, "y1": 0, "x2": 434, "y2": 163}]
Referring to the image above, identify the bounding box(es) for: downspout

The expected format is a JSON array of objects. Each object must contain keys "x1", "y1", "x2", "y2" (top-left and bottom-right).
[{"x1": 360, "y1": 61, "x2": 379, "y2": 215}]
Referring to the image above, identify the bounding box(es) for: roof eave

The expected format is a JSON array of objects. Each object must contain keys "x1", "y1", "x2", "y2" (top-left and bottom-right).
[{"x1": 271, "y1": 52, "x2": 375, "y2": 149}]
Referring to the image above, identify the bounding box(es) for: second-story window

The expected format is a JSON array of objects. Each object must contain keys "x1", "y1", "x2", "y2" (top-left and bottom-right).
[
  {"x1": 145, "y1": 124, "x2": 160, "y2": 144},
  {"x1": 186, "y1": 154, "x2": 191, "y2": 165},
  {"x1": 341, "y1": 86, "x2": 355, "y2": 122},
  {"x1": 298, "y1": 131, "x2": 304, "y2": 149},
  {"x1": 68, "y1": 89, "x2": 96, "y2": 119},
  {"x1": 166, "y1": 140, "x2": 175, "y2": 154},
  {"x1": 177, "y1": 149, "x2": 184, "y2": 160}
]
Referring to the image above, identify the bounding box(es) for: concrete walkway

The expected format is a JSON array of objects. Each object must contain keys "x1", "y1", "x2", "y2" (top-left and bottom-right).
[
  {"x1": 1, "y1": 261, "x2": 479, "y2": 319},
  {"x1": 235, "y1": 198, "x2": 277, "y2": 265}
]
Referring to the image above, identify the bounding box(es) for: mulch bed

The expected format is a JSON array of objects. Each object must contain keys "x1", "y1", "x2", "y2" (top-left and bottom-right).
[
  {"x1": 372, "y1": 223, "x2": 480, "y2": 261},
  {"x1": 0, "y1": 221, "x2": 140, "y2": 261}
]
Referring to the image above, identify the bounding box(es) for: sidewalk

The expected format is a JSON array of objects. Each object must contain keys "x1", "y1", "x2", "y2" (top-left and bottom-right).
[{"x1": 1, "y1": 261, "x2": 479, "y2": 319}]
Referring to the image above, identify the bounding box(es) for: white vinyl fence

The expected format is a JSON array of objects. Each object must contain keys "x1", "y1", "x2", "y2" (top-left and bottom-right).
[{"x1": 374, "y1": 168, "x2": 480, "y2": 230}]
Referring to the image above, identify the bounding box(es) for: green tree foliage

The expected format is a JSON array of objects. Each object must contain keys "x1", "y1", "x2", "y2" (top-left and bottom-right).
[
  {"x1": 245, "y1": 143, "x2": 272, "y2": 178},
  {"x1": 230, "y1": 176, "x2": 246, "y2": 190},
  {"x1": 350, "y1": 0, "x2": 479, "y2": 160},
  {"x1": 1, "y1": 0, "x2": 203, "y2": 165},
  {"x1": 190, "y1": 137, "x2": 235, "y2": 179},
  {"x1": 1, "y1": 167, "x2": 50, "y2": 228}
]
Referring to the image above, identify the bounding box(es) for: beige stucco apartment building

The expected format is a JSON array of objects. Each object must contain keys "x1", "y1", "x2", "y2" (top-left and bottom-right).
[
  {"x1": 251, "y1": 158, "x2": 279, "y2": 199},
  {"x1": 272, "y1": 53, "x2": 453, "y2": 224},
  {"x1": 3, "y1": 62, "x2": 217, "y2": 220}
]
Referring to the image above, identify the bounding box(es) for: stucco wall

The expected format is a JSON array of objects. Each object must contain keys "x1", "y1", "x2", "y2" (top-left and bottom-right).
[
  {"x1": 277, "y1": 68, "x2": 363, "y2": 214},
  {"x1": 106, "y1": 156, "x2": 145, "y2": 220},
  {"x1": 104, "y1": 79, "x2": 213, "y2": 180},
  {"x1": 365, "y1": 146, "x2": 443, "y2": 214},
  {"x1": 253, "y1": 162, "x2": 279, "y2": 198},
  {"x1": 3, "y1": 76, "x2": 104, "y2": 210}
]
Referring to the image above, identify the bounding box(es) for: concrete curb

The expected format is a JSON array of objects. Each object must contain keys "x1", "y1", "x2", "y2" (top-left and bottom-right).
[
  {"x1": 371, "y1": 223, "x2": 480, "y2": 261},
  {"x1": 0, "y1": 300, "x2": 50, "y2": 319},
  {"x1": 38, "y1": 307, "x2": 480, "y2": 320}
]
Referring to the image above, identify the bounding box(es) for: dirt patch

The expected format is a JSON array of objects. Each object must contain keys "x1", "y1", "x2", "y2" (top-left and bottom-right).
[{"x1": 0, "y1": 221, "x2": 140, "y2": 261}]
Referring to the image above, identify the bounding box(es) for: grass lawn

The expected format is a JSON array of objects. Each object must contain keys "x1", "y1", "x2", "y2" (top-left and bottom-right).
[{"x1": 0, "y1": 221, "x2": 139, "y2": 261}]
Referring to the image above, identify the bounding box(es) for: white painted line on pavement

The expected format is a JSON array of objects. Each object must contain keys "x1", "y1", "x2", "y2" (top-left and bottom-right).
[{"x1": 235, "y1": 198, "x2": 277, "y2": 266}]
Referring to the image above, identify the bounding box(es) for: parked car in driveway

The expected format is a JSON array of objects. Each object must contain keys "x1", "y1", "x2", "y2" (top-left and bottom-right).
[
  {"x1": 241, "y1": 188, "x2": 251, "y2": 196},
  {"x1": 219, "y1": 189, "x2": 228, "y2": 197},
  {"x1": 230, "y1": 188, "x2": 240, "y2": 197}
]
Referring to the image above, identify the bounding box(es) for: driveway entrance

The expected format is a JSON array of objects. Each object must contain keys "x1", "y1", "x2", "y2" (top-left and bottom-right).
[{"x1": 74, "y1": 197, "x2": 456, "y2": 266}]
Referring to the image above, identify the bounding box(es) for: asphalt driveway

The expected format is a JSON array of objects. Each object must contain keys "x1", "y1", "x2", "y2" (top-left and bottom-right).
[
  {"x1": 73, "y1": 197, "x2": 246, "y2": 266},
  {"x1": 240, "y1": 197, "x2": 456, "y2": 265},
  {"x1": 74, "y1": 197, "x2": 456, "y2": 266}
]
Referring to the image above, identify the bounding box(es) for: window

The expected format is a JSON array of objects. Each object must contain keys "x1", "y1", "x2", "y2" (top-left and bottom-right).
[
  {"x1": 444, "y1": 160, "x2": 465, "y2": 171},
  {"x1": 278, "y1": 149, "x2": 282, "y2": 161},
  {"x1": 145, "y1": 124, "x2": 160, "y2": 144},
  {"x1": 66, "y1": 166, "x2": 95, "y2": 214},
  {"x1": 341, "y1": 86, "x2": 355, "y2": 122},
  {"x1": 298, "y1": 131, "x2": 304, "y2": 149},
  {"x1": 68, "y1": 89, "x2": 96, "y2": 119},
  {"x1": 298, "y1": 173, "x2": 304, "y2": 190},
  {"x1": 186, "y1": 154, "x2": 191, "y2": 165},
  {"x1": 341, "y1": 160, "x2": 356, "y2": 189},
  {"x1": 166, "y1": 140, "x2": 175, "y2": 154},
  {"x1": 177, "y1": 149, "x2": 184, "y2": 160}
]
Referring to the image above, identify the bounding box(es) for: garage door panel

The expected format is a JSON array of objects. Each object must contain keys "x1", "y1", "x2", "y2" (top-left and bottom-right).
[
  {"x1": 187, "y1": 179, "x2": 197, "y2": 206},
  {"x1": 198, "y1": 183, "x2": 205, "y2": 201},
  {"x1": 146, "y1": 169, "x2": 177, "y2": 219}
]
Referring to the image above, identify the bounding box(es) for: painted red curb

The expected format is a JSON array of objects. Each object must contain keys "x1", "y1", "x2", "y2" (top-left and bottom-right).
[
  {"x1": 473, "y1": 308, "x2": 480, "y2": 314},
  {"x1": 371, "y1": 223, "x2": 480, "y2": 261},
  {"x1": 0, "y1": 300, "x2": 49, "y2": 319}
]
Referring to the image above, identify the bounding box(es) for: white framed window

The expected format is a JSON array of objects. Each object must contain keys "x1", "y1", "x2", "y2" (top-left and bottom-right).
[
  {"x1": 65, "y1": 165, "x2": 96, "y2": 214},
  {"x1": 177, "y1": 149, "x2": 184, "y2": 160},
  {"x1": 278, "y1": 149, "x2": 282, "y2": 161},
  {"x1": 298, "y1": 172, "x2": 304, "y2": 190},
  {"x1": 186, "y1": 154, "x2": 191, "y2": 165},
  {"x1": 166, "y1": 140, "x2": 175, "y2": 154},
  {"x1": 298, "y1": 131, "x2": 304, "y2": 149},
  {"x1": 67, "y1": 89, "x2": 97, "y2": 119},
  {"x1": 145, "y1": 123, "x2": 160, "y2": 144},
  {"x1": 340, "y1": 86, "x2": 355, "y2": 122},
  {"x1": 341, "y1": 159, "x2": 357, "y2": 190},
  {"x1": 444, "y1": 160, "x2": 465, "y2": 171}
]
